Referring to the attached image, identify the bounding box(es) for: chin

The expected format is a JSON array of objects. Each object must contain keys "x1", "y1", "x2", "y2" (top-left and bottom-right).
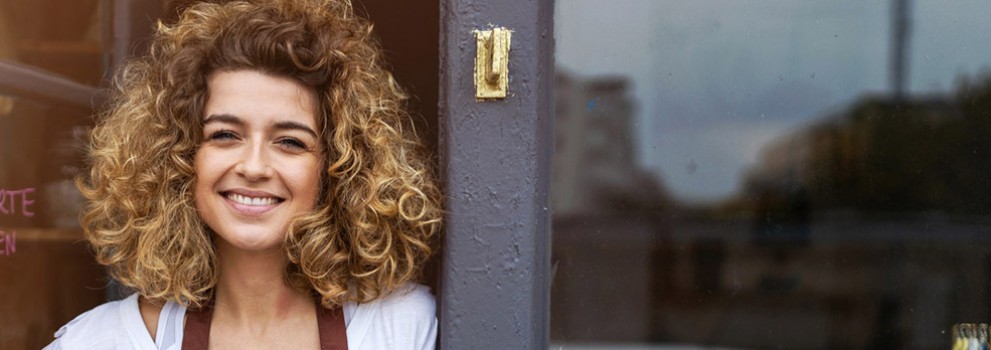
[{"x1": 215, "y1": 228, "x2": 286, "y2": 252}]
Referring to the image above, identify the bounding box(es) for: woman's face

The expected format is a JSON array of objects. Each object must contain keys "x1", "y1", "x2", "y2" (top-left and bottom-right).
[{"x1": 194, "y1": 69, "x2": 322, "y2": 252}]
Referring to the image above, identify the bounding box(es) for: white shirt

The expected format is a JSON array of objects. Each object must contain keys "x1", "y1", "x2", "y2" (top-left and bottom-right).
[{"x1": 44, "y1": 284, "x2": 437, "y2": 350}]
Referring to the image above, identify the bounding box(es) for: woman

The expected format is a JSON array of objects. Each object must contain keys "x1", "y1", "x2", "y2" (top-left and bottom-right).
[{"x1": 45, "y1": 0, "x2": 442, "y2": 349}]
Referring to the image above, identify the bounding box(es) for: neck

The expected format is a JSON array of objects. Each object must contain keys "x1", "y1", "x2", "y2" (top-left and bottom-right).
[{"x1": 213, "y1": 241, "x2": 313, "y2": 324}]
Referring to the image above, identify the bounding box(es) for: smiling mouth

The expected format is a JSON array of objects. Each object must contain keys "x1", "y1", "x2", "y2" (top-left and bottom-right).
[{"x1": 222, "y1": 192, "x2": 285, "y2": 206}]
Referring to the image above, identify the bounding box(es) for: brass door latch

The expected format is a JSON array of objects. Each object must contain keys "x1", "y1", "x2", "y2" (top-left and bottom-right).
[{"x1": 474, "y1": 27, "x2": 511, "y2": 100}]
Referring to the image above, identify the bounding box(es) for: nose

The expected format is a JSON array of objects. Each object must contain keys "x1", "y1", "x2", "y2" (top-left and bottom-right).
[{"x1": 234, "y1": 141, "x2": 274, "y2": 181}]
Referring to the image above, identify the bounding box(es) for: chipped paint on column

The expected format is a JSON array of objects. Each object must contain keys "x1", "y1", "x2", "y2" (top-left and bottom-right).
[{"x1": 438, "y1": 0, "x2": 554, "y2": 349}]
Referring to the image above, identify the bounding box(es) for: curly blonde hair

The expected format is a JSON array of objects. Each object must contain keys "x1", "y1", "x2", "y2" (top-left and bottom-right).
[{"x1": 78, "y1": 0, "x2": 442, "y2": 308}]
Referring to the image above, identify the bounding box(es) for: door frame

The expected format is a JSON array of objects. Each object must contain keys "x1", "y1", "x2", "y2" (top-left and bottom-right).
[{"x1": 437, "y1": 0, "x2": 555, "y2": 348}]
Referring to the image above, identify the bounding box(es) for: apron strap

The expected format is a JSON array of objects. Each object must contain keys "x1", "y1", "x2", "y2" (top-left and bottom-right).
[
  {"x1": 317, "y1": 302, "x2": 348, "y2": 350},
  {"x1": 182, "y1": 301, "x2": 348, "y2": 350},
  {"x1": 180, "y1": 302, "x2": 212, "y2": 350}
]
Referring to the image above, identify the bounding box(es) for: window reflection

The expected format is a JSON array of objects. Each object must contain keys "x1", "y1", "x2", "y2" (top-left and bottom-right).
[
  {"x1": 553, "y1": 1, "x2": 991, "y2": 349},
  {"x1": 0, "y1": 95, "x2": 102, "y2": 349},
  {"x1": 0, "y1": 0, "x2": 107, "y2": 85},
  {"x1": 0, "y1": 1, "x2": 107, "y2": 348}
]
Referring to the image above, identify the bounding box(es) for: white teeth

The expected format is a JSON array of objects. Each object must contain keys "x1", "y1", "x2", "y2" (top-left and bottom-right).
[{"x1": 226, "y1": 193, "x2": 279, "y2": 206}]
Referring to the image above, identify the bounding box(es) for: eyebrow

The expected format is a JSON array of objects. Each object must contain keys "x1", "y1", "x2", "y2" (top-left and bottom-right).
[{"x1": 203, "y1": 114, "x2": 319, "y2": 139}]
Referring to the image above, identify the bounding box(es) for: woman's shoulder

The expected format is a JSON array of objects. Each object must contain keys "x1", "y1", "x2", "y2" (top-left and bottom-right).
[
  {"x1": 357, "y1": 283, "x2": 437, "y2": 324},
  {"x1": 44, "y1": 293, "x2": 152, "y2": 350},
  {"x1": 366, "y1": 283, "x2": 436, "y2": 319},
  {"x1": 346, "y1": 283, "x2": 437, "y2": 349}
]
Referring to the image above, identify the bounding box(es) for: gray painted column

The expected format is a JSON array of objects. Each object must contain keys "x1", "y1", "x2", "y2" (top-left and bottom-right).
[{"x1": 438, "y1": 0, "x2": 554, "y2": 349}]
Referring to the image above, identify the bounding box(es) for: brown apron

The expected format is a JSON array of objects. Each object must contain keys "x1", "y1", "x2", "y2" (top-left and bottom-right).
[{"x1": 181, "y1": 301, "x2": 348, "y2": 350}]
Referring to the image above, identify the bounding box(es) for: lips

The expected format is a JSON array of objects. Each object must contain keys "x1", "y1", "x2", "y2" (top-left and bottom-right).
[
  {"x1": 220, "y1": 189, "x2": 285, "y2": 215},
  {"x1": 226, "y1": 192, "x2": 280, "y2": 206}
]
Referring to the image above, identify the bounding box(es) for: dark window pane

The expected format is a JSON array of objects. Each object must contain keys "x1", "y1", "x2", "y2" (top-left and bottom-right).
[{"x1": 553, "y1": 1, "x2": 991, "y2": 349}]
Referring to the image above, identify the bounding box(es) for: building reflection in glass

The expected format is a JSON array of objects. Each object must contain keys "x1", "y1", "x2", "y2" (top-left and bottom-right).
[{"x1": 552, "y1": 1, "x2": 991, "y2": 349}]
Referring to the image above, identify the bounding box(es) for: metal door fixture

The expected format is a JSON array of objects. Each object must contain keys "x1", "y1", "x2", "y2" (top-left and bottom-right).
[{"x1": 474, "y1": 27, "x2": 511, "y2": 99}]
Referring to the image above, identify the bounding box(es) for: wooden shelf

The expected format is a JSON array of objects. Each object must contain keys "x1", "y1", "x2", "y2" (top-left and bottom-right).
[
  {"x1": 2, "y1": 227, "x2": 84, "y2": 242},
  {"x1": 18, "y1": 41, "x2": 102, "y2": 56}
]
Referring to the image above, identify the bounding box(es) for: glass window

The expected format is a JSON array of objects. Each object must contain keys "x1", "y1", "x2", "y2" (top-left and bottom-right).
[
  {"x1": 0, "y1": 95, "x2": 102, "y2": 349},
  {"x1": 0, "y1": 1, "x2": 111, "y2": 348},
  {"x1": 552, "y1": 1, "x2": 991, "y2": 349},
  {"x1": 0, "y1": 0, "x2": 109, "y2": 85}
]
